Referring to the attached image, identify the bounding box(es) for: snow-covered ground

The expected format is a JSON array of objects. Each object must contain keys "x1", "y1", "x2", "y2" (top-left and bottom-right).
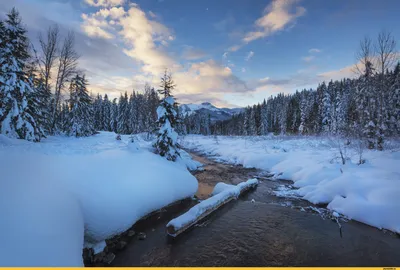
[
  {"x1": 0, "y1": 132, "x2": 199, "y2": 266},
  {"x1": 181, "y1": 135, "x2": 400, "y2": 233}
]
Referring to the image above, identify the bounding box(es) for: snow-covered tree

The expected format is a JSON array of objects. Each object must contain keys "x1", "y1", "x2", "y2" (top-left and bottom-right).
[
  {"x1": 154, "y1": 71, "x2": 180, "y2": 161},
  {"x1": 117, "y1": 92, "x2": 130, "y2": 134},
  {"x1": 260, "y1": 99, "x2": 268, "y2": 135},
  {"x1": 66, "y1": 74, "x2": 95, "y2": 137},
  {"x1": 0, "y1": 9, "x2": 43, "y2": 141}
]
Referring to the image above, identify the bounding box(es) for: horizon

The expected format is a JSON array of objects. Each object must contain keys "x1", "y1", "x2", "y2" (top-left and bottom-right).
[{"x1": 1, "y1": 0, "x2": 399, "y2": 108}]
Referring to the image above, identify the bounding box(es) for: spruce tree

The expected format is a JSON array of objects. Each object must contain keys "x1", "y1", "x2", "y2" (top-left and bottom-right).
[
  {"x1": 66, "y1": 74, "x2": 95, "y2": 137},
  {"x1": 154, "y1": 71, "x2": 180, "y2": 161},
  {"x1": 0, "y1": 9, "x2": 43, "y2": 141}
]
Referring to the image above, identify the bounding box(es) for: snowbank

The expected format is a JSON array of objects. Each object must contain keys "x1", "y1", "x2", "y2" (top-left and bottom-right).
[
  {"x1": 0, "y1": 132, "x2": 198, "y2": 266},
  {"x1": 167, "y1": 179, "x2": 258, "y2": 235},
  {"x1": 182, "y1": 135, "x2": 400, "y2": 233}
]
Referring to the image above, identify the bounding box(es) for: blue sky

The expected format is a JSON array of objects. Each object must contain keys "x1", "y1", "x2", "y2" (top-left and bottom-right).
[{"x1": 1, "y1": 0, "x2": 399, "y2": 107}]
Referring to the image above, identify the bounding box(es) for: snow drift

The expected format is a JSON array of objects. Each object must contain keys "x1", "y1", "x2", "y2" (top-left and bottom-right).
[
  {"x1": 182, "y1": 135, "x2": 400, "y2": 233},
  {"x1": 0, "y1": 132, "x2": 198, "y2": 266}
]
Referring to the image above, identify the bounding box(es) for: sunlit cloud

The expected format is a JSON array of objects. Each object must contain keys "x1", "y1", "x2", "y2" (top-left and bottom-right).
[
  {"x1": 243, "y1": 0, "x2": 306, "y2": 43},
  {"x1": 84, "y1": 0, "x2": 125, "y2": 7}
]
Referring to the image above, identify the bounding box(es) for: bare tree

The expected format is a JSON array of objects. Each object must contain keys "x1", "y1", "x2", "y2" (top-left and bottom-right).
[
  {"x1": 51, "y1": 31, "x2": 79, "y2": 132},
  {"x1": 39, "y1": 24, "x2": 59, "y2": 92},
  {"x1": 355, "y1": 36, "x2": 373, "y2": 77},
  {"x1": 375, "y1": 30, "x2": 397, "y2": 76},
  {"x1": 374, "y1": 31, "x2": 398, "y2": 150}
]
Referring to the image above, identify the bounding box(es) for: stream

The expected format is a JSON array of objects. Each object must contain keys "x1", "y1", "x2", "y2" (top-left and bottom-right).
[{"x1": 111, "y1": 151, "x2": 400, "y2": 266}]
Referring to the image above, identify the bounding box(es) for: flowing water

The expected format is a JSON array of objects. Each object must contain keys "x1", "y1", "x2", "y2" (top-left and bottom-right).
[{"x1": 111, "y1": 152, "x2": 400, "y2": 266}]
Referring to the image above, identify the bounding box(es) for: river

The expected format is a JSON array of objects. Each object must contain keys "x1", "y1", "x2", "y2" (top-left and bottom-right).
[{"x1": 111, "y1": 151, "x2": 400, "y2": 266}]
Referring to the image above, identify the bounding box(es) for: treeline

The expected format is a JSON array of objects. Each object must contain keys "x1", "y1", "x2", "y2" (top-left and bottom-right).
[
  {"x1": 0, "y1": 8, "x2": 162, "y2": 140},
  {"x1": 207, "y1": 33, "x2": 399, "y2": 150},
  {"x1": 91, "y1": 85, "x2": 159, "y2": 135}
]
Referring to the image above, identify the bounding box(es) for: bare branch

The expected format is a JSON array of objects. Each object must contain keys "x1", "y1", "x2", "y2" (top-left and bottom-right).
[
  {"x1": 38, "y1": 24, "x2": 59, "y2": 91},
  {"x1": 51, "y1": 31, "x2": 79, "y2": 131},
  {"x1": 354, "y1": 36, "x2": 373, "y2": 77},
  {"x1": 374, "y1": 30, "x2": 397, "y2": 75}
]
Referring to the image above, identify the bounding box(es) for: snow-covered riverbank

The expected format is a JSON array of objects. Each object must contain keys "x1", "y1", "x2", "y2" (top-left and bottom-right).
[
  {"x1": 0, "y1": 132, "x2": 199, "y2": 266},
  {"x1": 181, "y1": 135, "x2": 400, "y2": 234}
]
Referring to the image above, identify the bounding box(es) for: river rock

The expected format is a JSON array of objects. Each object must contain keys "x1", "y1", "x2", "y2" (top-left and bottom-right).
[{"x1": 138, "y1": 232, "x2": 146, "y2": 240}]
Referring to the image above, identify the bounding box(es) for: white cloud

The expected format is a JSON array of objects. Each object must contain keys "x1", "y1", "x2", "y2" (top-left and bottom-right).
[
  {"x1": 243, "y1": 0, "x2": 306, "y2": 43},
  {"x1": 222, "y1": 52, "x2": 228, "y2": 59},
  {"x1": 245, "y1": 51, "x2": 254, "y2": 61},
  {"x1": 85, "y1": 0, "x2": 125, "y2": 7},
  {"x1": 241, "y1": 68, "x2": 246, "y2": 73},
  {"x1": 80, "y1": 4, "x2": 251, "y2": 104},
  {"x1": 309, "y1": 48, "x2": 321, "y2": 54},
  {"x1": 182, "y1": 46, "x2": 208, "y2": 60},
  {"x1": 118, "y1": 5, "x2": 177, "y2": 75},
  {"x1": 81, "y1": 13, "x2": 114, "y2": 39}
]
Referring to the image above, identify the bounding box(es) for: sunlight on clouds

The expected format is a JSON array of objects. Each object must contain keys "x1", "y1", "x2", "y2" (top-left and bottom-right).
[
  {"x1": 81, "y1": 12, "x2": 115, "y2": 39},
  {"x1": 85, "y1": 0, "x2": 125, "y2": 7},
  {"x1": 80, "y1": 2, "x2": 251, "y2": 104},
  {"x1": 243, "y1": 0, "x2": 306, "y2": 43},
  {"x1": 119, "y1": 5, "x2": 176, "y2": 75}
]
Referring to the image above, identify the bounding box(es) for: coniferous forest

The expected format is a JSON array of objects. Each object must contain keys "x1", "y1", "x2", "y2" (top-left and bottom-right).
[{"x1": 0, "y1": 8, "x2": 399, "y2": 151}]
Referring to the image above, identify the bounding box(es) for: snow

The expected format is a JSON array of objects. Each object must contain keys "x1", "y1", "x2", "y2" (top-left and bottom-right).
[
  {"x1": 167, "y1": 178, "x2": 258, "y2": 234},
  {"x1": 211, "y1": 182, "x2": 235, "y2": 196},
  {"x1": 182, "y1": 135, "x2": 400, "y2": 233},
  {"x1": 0, "y1": 132, "x2": 198, "y2": 266}
]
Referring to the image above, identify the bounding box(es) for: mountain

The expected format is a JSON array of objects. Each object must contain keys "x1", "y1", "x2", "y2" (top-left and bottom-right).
[{"x1": 179, "y1": 102, "x2": 243, "y2": 122}]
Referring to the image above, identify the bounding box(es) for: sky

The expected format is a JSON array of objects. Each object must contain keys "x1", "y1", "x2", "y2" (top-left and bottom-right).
[{"x1": 1, "y1": 0, "x2": 399, "y2": 107}]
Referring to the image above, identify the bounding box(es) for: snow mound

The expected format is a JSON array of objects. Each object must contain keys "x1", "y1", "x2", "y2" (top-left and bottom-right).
[
  {"x1": 0, "y1": 132, "x2": 198, "y2": 266},
  {"x1": 211, "y1": 182, "x2": 235, "y2": 196},
  {"x1": 0, "y1": 155, "x2": 84, "y2": 266}
]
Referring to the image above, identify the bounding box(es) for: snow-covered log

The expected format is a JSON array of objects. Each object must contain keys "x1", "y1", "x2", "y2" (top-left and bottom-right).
[{"x1": 166, "y1": 178, "x2": 258, "y2": 237}]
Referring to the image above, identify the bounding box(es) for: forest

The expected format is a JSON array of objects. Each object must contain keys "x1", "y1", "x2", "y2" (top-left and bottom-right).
[{"x1": 0, "y1": 8, "x2": 399, "y2": 151}]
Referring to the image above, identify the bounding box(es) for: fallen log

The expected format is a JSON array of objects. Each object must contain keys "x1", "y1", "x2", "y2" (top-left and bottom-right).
[{"x1": 166, "y1": 178, "x2": 258, "y2": 237}]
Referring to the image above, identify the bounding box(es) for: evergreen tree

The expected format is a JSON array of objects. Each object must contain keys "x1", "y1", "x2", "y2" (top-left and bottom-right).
[
  {"x1": 66, "y1": 74, "x2": 95, "y2": 137},
  {"x1": 0, "y1": 9, "x2": 43, "y2": 141},
  {"x1": 154, "y1": 71, "x2": 180, "y2": 161}
]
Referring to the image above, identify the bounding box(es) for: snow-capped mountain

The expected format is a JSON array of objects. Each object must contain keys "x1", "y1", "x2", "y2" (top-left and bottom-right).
[{"x1": 179, "y1": 102, "x2": 243, "y2": 122}]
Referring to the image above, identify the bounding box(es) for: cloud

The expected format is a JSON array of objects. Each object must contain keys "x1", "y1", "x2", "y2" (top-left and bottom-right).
[
  {"x1": 81, "y1": 13, "x2": 114, "y2": 39},
  {"x1": 241, "y1": 68, "x2": 246, "y2": 73},
  {"x1": 228, "y1": 45, "x2": 241, "y2": 52},
  {"x1": 222, "y1": 52, "x2": 228, "y2": 59},
  {"x1": 84, "y1": 0, "x2": 125, "y2": 7},
  {"x1": 105, "y1": 4, "x2": 178, "y2": 76},
  {"x1": 318, "y1": 64, "x2": 357, "y2": 81},
  {"x1": 242, "y1": 0, "x2": 306, "y2": 44},
  {"x1": 79, "y1": 4, "x2": 252, "y2": 104},
  {"x1": 245, "y1": 51, "x2": 254, "y2": 61},
  {"x1": 182, "y1": 46, "x2": 208, "y2": 60},
  {"x1": 309, "y1": 48, "x2": 321, "y2": 54}
]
